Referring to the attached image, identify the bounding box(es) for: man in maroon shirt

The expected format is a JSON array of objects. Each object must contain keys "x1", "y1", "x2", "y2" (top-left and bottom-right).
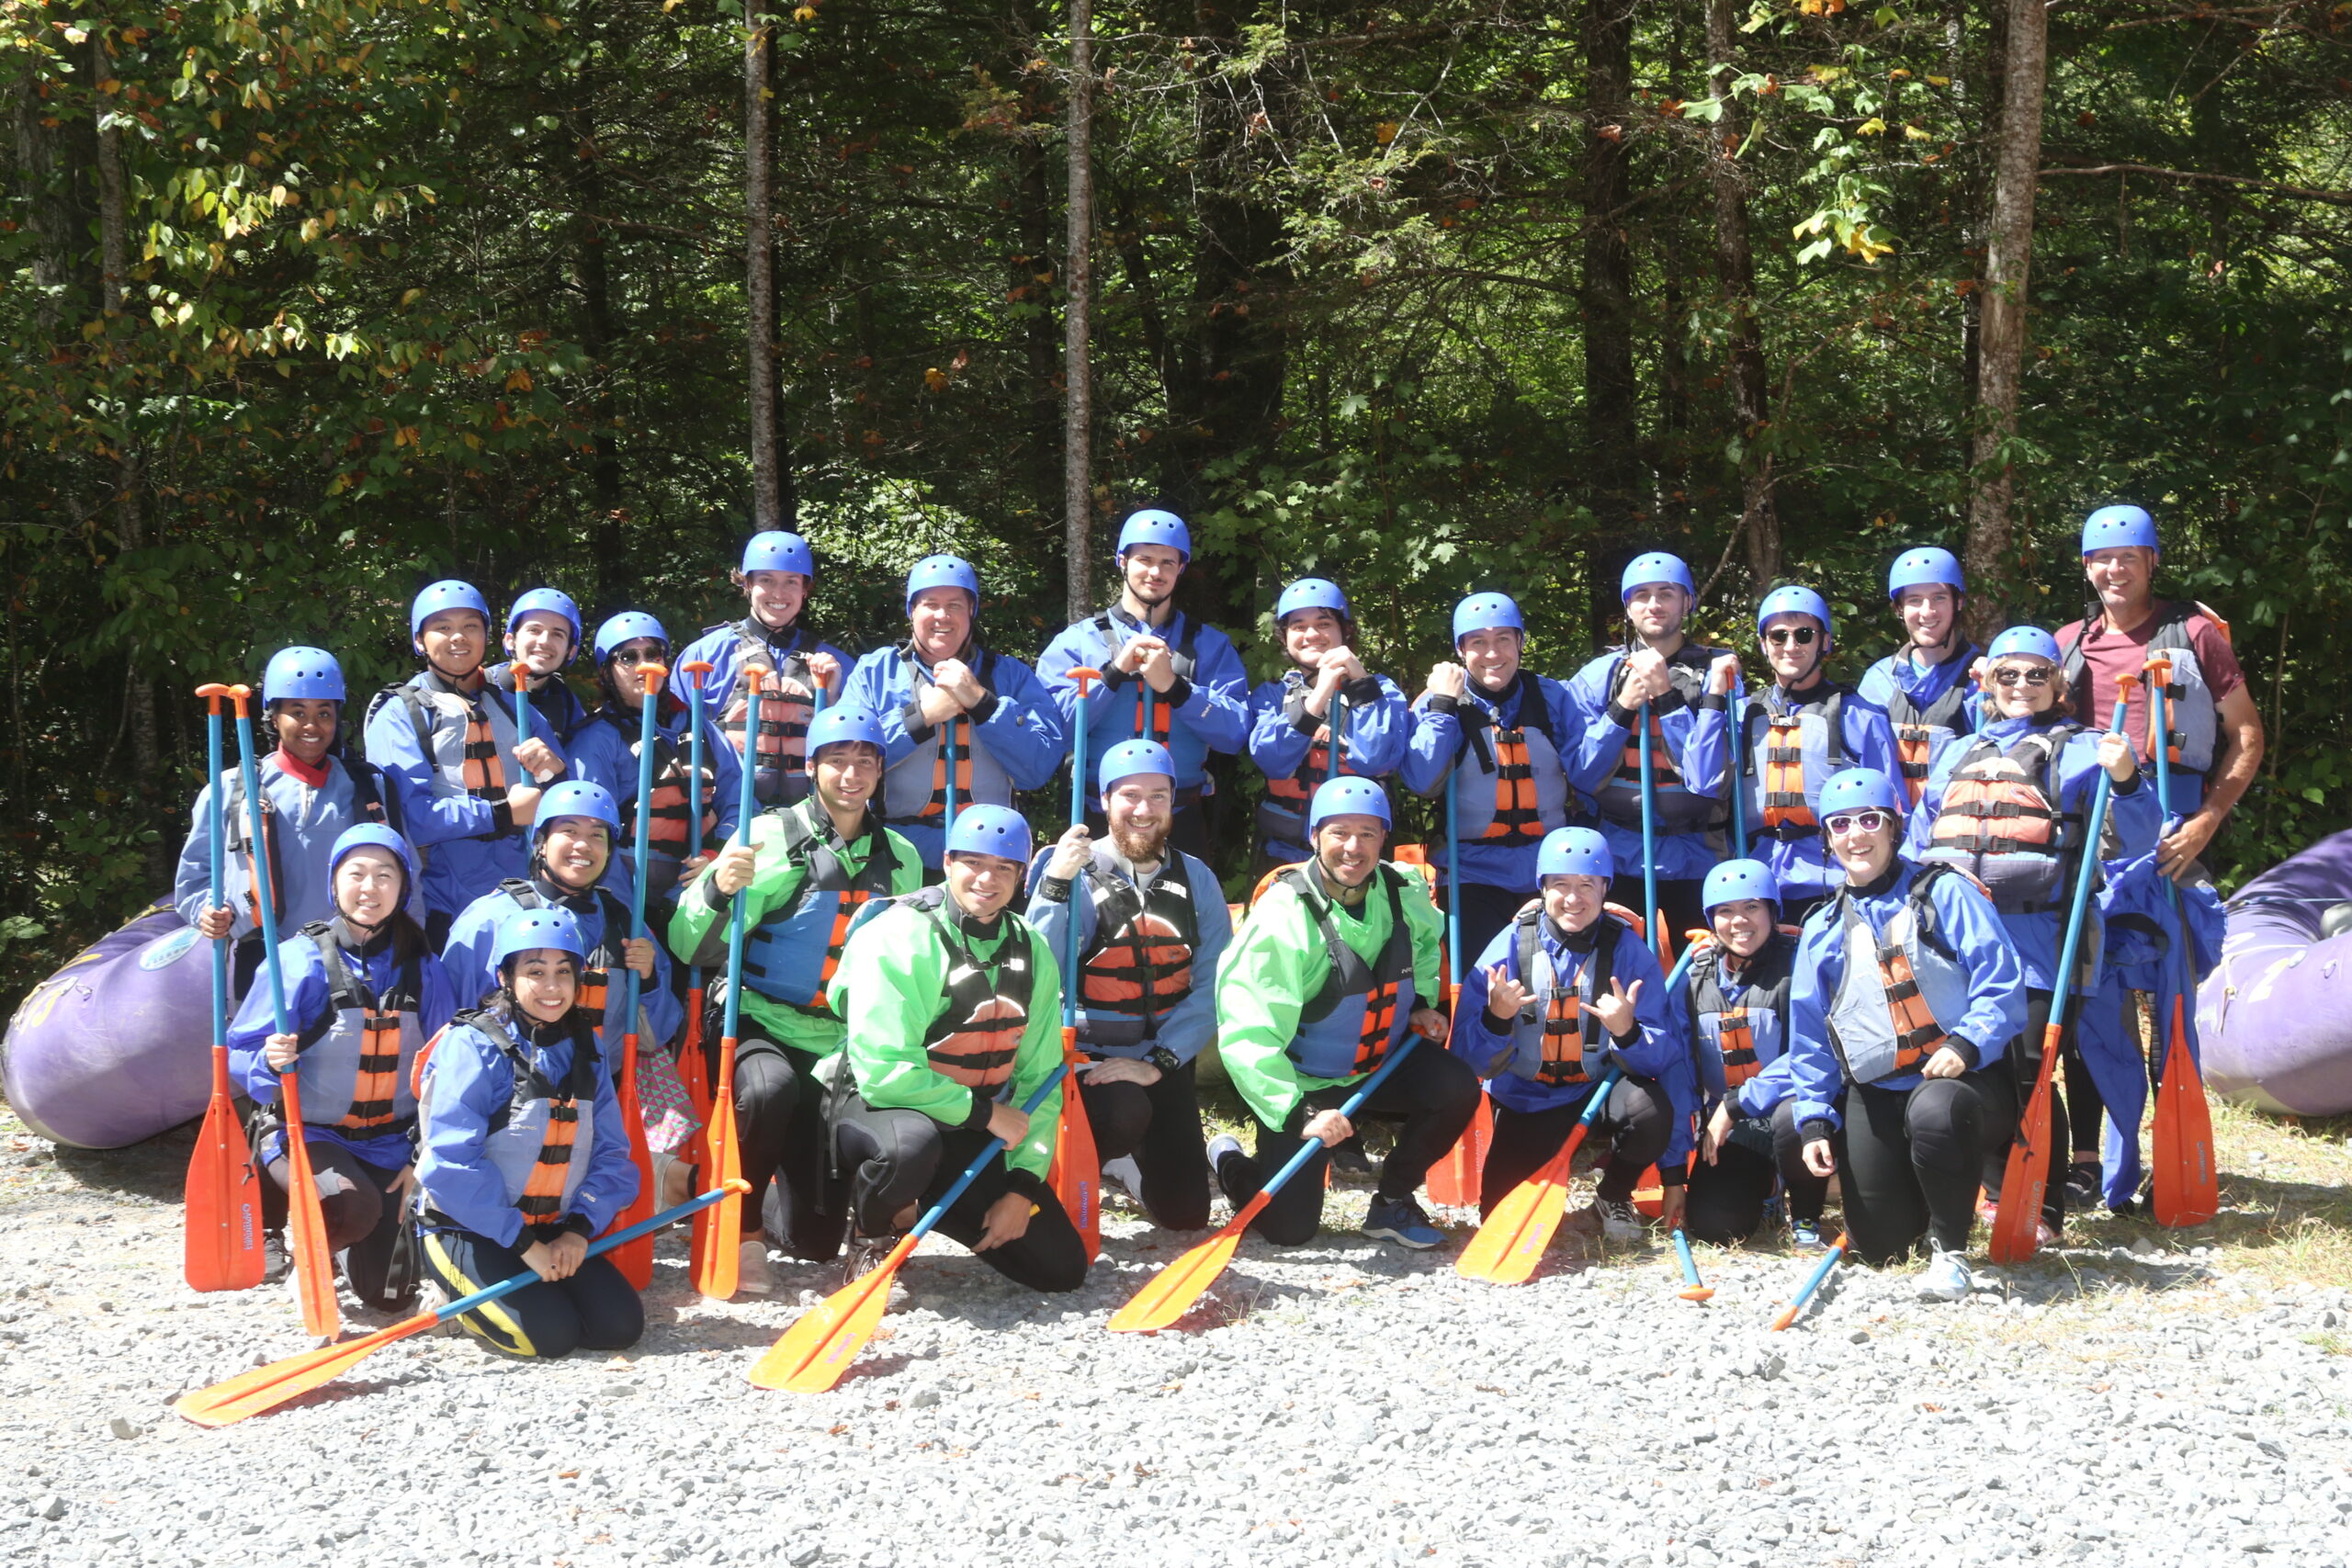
[{"x1": 2055, "y1": 505, "x2": 2264, "y2": 883}]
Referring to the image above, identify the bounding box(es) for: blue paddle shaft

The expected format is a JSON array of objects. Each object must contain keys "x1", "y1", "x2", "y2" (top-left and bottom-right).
[
  {"x1": 1728, "y1": 686, "x2": 1748, "y2": 861},
  {"x1": 515, "y1": 684, "x2": 534, "y2": 748},
  {"x1": 1787, "y1": 1238, "x2": 1846, "y2": 1314},
  {"x1": 619, "y1": 674, "x2": 665, "y2": 1042},
  {"x1": 232, "y1": 699, "x2": 293, "y2": 1038},
  {"x1": 1445, "y1": 771, "x2": 1462, "y2": 992},
  {"x1": 1672, "y1": 1226, "x2": 1702, "y2": 1285},
  {"x1": 718, "y1": 670, "x2": 775, "y2": 1043},
  {"x1": 2046, "y1": 694, "x2": 2135, "y2": 1006},
  {"x1": 684, "y1": 676, "x2": 705, "y2": 996},
  {"x1": 429, "y1": 1181, "x2": 738, "y2": 1326},
  {"x1": 1253, "y1": 1035, "x2": 1427, "y2": 1205},
  {"x1": 1638, "y1": 696, "x2": 1658, "y2": 947},
  {"x1": 901, "y1": 1065, "x2": 1071, "y2": 1247},
  {"x1": 1063, "y1": 683, "x2": 1091, "y2": 1030},
  {"x1": 206, "y1": 702, "x2": 229, "y2": 1046}
]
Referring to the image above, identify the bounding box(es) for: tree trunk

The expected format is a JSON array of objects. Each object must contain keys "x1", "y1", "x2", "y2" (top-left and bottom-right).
[
  {"x1": 745, "y1": 20, "x2": 781, "y2": 530},
  {"x1": 1964, "y1": 0, "x2": 2047, "y2": 636},
  {"x1": 10, "y1": 60, "x2": 80, "y2": 333},
  {"x1": 1705, "y1": 0, "x2": 1780, "y2": 590},
  {"x1": 1582, "y1": 0, "x2": 1640, "y2": 637},
  {"x1": 1062, "y1": 0, "x2": 1094, "y2": 624}
]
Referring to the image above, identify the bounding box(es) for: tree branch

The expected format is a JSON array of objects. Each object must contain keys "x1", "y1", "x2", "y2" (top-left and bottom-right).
[{"x1": 2041, "y1": 162, "x2": 2352, "y2": 207}]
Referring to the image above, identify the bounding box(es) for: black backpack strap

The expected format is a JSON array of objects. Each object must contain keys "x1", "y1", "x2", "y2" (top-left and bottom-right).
[{"x1": 499, "y1": 877, "x2": 543, "y2": 908}]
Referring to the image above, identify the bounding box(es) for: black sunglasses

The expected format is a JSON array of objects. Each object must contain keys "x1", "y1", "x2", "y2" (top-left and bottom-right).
[{"x1": 1763, "y1": 626, "x2": 1818, "y2": 648}]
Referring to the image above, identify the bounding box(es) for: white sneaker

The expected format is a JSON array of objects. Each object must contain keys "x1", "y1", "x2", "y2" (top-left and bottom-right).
[
  {"x1": 1918, "y1": 1247, "x2": 1975, "y2": 1302},
  {"x1": 1596, "y1": 1198, "x2": 1645, "y2": 1243},
  {"x1": 1102, "y1": 1155, "x2": 1144, "y2": 1200},
  {"x1": 734, "y1": 1236, "x2": 777, "y2": 1297}
]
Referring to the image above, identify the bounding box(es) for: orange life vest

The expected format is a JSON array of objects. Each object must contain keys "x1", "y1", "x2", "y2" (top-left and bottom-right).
[{"x1": 909, "y1": 888, "x2": 1036, "y2": 1093}]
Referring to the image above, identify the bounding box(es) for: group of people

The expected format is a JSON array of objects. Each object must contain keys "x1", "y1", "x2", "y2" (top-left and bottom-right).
[{"x1": 177, "y1": 502, "x2": 2256, "y2": 1355}]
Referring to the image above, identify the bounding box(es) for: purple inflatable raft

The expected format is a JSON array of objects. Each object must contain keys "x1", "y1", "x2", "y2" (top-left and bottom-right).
[
  {"x1": 2198, "y1": 828, "x2": 2352, "y2": 1116},
  {"x1": 1, "y1": 905, "x2": 220, "y2": 1148}
]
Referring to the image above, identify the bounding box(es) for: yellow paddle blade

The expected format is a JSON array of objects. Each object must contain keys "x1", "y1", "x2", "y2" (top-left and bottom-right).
[
  {"x1": 174, "y1": 1313, "x2": 435, "y2": 1427},
  {"x1": 747, "y1": 1234, "x2": 919, "y2": 1392},
  {"x1": 1456, "y1": 1132, "x2": 1585, "y2": 1285},
  {"x1": 1105, "y1": 1196, "x2": 1265, "y2": 1333}
]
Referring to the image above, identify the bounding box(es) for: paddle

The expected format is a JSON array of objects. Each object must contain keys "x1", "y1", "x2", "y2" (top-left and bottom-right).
[
  {"x1": 231, "y1": 686, "x2": 338, "y2": 1338},
  {"x1": 690, "y1": 662, "x2": 770, "y2": 1298},
  {"x1": 1727, "y1": 682, "x2": 1748, "y2": 861},
  {"x1": 1770, "y1": 1230, "x2": 1849, "y2": 1331},
  {"x1": 750, "y1": 1066, "x2": 1072, "y2": 1391},
  {"x1": 1048, "y1": 669, "x2": 1103, "y2": 1261},
  {"x1": 2144, "y1": 655, "x2": 2219, "y2": 1228},
  {"x1": 1638, "y1": 695, "x2": 1662, "y2": 967},
  {"x1": 673, "y1": 660, "x2": 718, "y2": 1122},
  {"x1": 1426, "y1": 726, "x2": 1490, "y2": 1209},
  {"x1": 183, "y1": 683, "x2": 265, "y2": 1292},
  {"x1": 1987, "y1": 676, "x2": 2131, "y2": 1265},
  {"x1": 1670, "y1": 1227, "x2": 1713, "y2": 1303},
  {"x1": 603, "y1": 660, "x2": 668, "y2": 1289},
  {"x1": 175, "y1": 1179, "x2": 750, "y2": 1428},
  {"x1": 1108, "y1": 1034, "x2": 1430, "y2": 1334}
]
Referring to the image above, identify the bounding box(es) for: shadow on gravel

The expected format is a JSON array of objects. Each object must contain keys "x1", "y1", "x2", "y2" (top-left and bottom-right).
[{"x1": 42, "y1": 1116, "x2": 198, "y2": 1204}]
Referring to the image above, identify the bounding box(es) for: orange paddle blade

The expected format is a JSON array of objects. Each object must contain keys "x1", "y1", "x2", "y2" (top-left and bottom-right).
[
  {"x1": 1050, "y1": 1032, "x2": 1102, "y2": 1263},
  {"x1": 692, "y1": 1036, "x2": 744, "y2": 1297},
  {"x1": 2152, "y1": 997, "x2": 2218, "y2": 1227},
  {"x1": 610, "y1": 1034, "x2": 658, "y2": 1289},
  {"x1": 1425, "y1": 1092, "x2": 1491, "y2": 1207},
  {"x1": 1106, "y1": 1193, "x2": 1268, "y2": 1333},
  {"x1": 175, "y1": 1311, "x2": 435, "y2": 1427},
  {"x1": 747, "y1": 1232, "x2": 920, "y2": 1391},
  {"x1": 1455, "y1": 1136, "x2": 1577, "y2": 1285},
  {"x1": 277, "y1": 1079, "x2": 341, "y2": 1337},
  {"x1": 1989, "y1": 1022, "x2": 2064, "y2": 1264},
  {"x1": 184, "y1": 1048, "x2": 265, "y2": 1292}
]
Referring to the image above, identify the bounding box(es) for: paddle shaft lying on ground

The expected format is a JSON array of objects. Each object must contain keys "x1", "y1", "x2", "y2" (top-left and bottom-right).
[
  {"x1": 1671, "y1": 1227, "x2": 1713, "y2": 1302},
  {"x1": 1770, "y1": 1232, "x2": 1850, "y2": 1331}
]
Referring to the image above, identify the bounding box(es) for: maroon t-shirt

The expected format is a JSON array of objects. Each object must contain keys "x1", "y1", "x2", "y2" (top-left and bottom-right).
[{"x1": 2055, "y1": 602, "x2": 2244, "y2": 763}]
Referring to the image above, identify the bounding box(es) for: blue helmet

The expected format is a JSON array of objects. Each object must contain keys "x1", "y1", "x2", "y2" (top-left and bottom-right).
[
  {"x1": 1702, "y1": 858, "x2": 1781, "y2": 916},
  {"x1": 1887, "y1": 547, "x2": 1965, "y2": 602},
  {"x1": 506, "y1": 588, "x2": 582, "y2": 656},
  {"x1": 410, "y1": 580, "x2": 491, "y2": 647},
  {"x1": 490, "y1": 905, "x2": 587, "y2": 974},
  {"x1": 1818, "y1": 767, "x2": 1905, "y2": 821},
  {"x1": 904, "y1": 554, "x2": 981, "y2": 613},
  {"x1": 1098, "y1": 739, "x2": 1176, "y2": 793},
  {"x1": 741, "y1": 530, "x2": 816, "y2": 577},
  {"x1": 1620, "y1": 552, "x2": 1695, "y2": 604},
  {"x1": 594, "y1": 611, "x2": 669, "y2": 664},
  {"x1": 1276, "y1": 578, "x2": 1351, "y2": 625},
  {"x1": 1116, "y1": 510, "x2": 1192, "y2": 561},
  {"x1": 1306, "y1": 776, "x2": 1391, "y2": 834},
  {"x1": 327, "y1": 823, "x2": 421, "y2": 895},
  {"x1": 1453, "y1": 592, "x2": 1524, "y2": 646},
  {"x1": 2082, "y1": 504, "x2": 2159, "y2": 558},
  {"x1": 533, "y1": 780, "x2": 622, "y2": 838},
  {"x1": 1536, "y1": 827, "x2": 1612, "y2": 881},
  {"x1": 1984, "y1": 626, "x2": 2063, "y2": 666},
  {"x1": 262, "y1": 646, "x2": 345, "y2": 705},
  {"x1": 805, "y1": 705, "x2": 887, "y2": 759},
  {"x1": 944, "y1": 804, "x2": 1032, "y2": 863},
  {"x1": 1755, "y1": 584, "x2": 1834, "y2": 645}
]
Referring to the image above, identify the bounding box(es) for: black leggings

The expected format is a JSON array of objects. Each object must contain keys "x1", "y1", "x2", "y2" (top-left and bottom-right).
[
  {"x1": 1980, "y1": 990, "x2": 2073, "y2": 1228},
  {"x1": 1832, "y1": 1064, "x2": 2019, "y2": 1264},
  {"x1": 729, "y1": 1037, "x2": 845, "y2": 1259},
  {"x1": 1223, "y1": 1043, "x2": 1480, "y2": 1247},
  {"x1": 1476, "y1": 1076, "x2": 1674, "y2": 1215},
  {"x1": 1079, "y1": 1058, "x2": 1211, "y2": 1230},
  {"x1": 421, "y1": 1225, "x2": 643, "y2": 1359},
  {"x1": 266, "y1": 1139, "x2": 406, "y2": 1306},
  {"x1": 831, "y1": 1093, "x2": 1088, "y2": 1292},
  {"x1": 1448, "y1": 883, "x2": 1535, "y2": 976},
  {"x1": 1682, "y1": 1103, "x2": 1832, "y2": 1245},
  {"x1": 1604, "y1": 875, "x2": 1706, "y2": 953}
]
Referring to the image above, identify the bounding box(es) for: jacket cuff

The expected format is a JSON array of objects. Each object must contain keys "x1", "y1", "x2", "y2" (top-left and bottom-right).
[
  {"x1": 560, "y1": 1213, "x2": 596, "y2": 1239},
  {"x1": 1037, "y1": 874, "x2": 1074, "y2": 905},
  {"x1": 2110, "y1": 768, "x2": 2143, "y2": 796},
  {"x1": 967, "y1": 689, "x2": 1001, "y2": 725},
  {"x1": 1003, "y1": 1166, "x2": 1051, "y2": 1205},
  {"x1": 1652, "y1": 687, "x2": 1689, "y2": 717},
  {"x1": 958, "y1": 1091, "x2": 995, "y2": 1132},
  {"x1": 1163, "y1": 674, "x2": 1195, "y2": 709},
  {"x1": 1291, "y1": 704, "x2": 1325, "y2": 738},
  {"x1": 1340, "y1": 674, "x2": 1383, "y2": 707},
  {"x1": 1801, "y1": 1116, "x2": 1837, "y2": 1144},
  {"x1": 1605, "y1": 699, "x2": 1641, "y2": 728},
  {"x1": 490, "y1": 800, "x2": 516, "y2": 837},
  {"x1": 902, "y1": 698, "x2": 935, "y2": 743},
  {"x1": 1657, "y1": 1163, "x2": 1687, "y2": 1189},
  {"x1": 1945, "y1": 1036, "x2": 1982, "y2": 1072},
  {"x1": 1697, "y1": 692, "x2": 1728, "y2": 713},
  {"x1": 1103, "y1": 665, "x2": 1136, "y2": 690},
  {"x1": 1429, "y1": 693, "x2": 1462, "y2": 716}
]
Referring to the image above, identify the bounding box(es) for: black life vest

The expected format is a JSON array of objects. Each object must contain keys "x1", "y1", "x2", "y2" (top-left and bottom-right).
[
  {"x1": 903, "y1": 886, "x2": 1036, "y2": 1095},
  {"x1": 1076, "y1": 852, "x2": 1201, "y2": 1035}
]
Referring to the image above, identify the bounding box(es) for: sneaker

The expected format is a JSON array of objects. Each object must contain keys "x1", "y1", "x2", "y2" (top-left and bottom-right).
[
  {"x1": 1330, "y1": 1134, "x2": 1374, "y2": 1178},
  {"x1": 1596, "y1": 1198, "x2": 1645, "y2": 1243},
  {"x1": 259, "y1": 1231, "x2": 292, "y2": 1284},
  {"x1": 733, "y1": 1236, "x2": 776, "y2": 1297},
  {"x1": 2063, "y1": 1161, "x2": 2103, "y2": 1211},
  {"x1": 1102, "y1": 1155, "x2": 1144, "y2": 1201},
  {"x1": 1362, "y1": 1194, "x2": 1443, "y2": 1249},
  {"x1": 1206, "y1": 1134, "x2": 1247, "y2": 1203},
  {"x1": 1918, "y1": 1247, "x2": 1975, "y2": 1302},
  {"x1": 1789, "y1": 1219, "x2": 1826, "y2": 1251},
  {"x1": 842, "y1": 1229, "x2": 910, "y2": 1304}
]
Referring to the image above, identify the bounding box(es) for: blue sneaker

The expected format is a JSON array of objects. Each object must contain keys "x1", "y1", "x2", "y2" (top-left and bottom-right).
[
  {"x1": 1790, "y1": 1219, "x2": 1826, "y2": 1251},
  {"x1": 1363, "y1": 1194, "x2": 1443, "y2": 1249}
]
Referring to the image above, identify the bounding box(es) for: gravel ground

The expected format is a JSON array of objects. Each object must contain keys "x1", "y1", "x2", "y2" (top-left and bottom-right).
[{"x1": 4, "y1": 1105, "x2": 2350, "y2": 1568}]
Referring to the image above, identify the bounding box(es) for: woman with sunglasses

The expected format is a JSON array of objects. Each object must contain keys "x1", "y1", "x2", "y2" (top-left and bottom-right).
[
  {"x1": 1784, "y1": 767, "x2": 2027, "y2": 1301},
  {"x1": 1737, "y1": 587, "x2": 1900, "y2": 927},
  {"x1": 1906, "y1": 626, "x2": 2157, "y2": 1238}
]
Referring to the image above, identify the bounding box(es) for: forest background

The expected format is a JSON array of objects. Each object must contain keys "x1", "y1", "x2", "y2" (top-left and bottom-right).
[{"x1": 6, "y1": 0, "x2": 2350, "y2": 1006}]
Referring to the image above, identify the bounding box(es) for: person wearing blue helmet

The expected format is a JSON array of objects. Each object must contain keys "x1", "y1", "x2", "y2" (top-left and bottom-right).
[
  {"x1": 414, "y1": 905, "x2": 646, "y2": 1358},
  {"x1": 176, "y1": 646, "x2": 407, "y2": 989},
  {"x1": 1246, "y1": 577, "x2": 1409, "y2": 871},
  {"x1": 1678, "y1": 859, "x2": 1830, "y2": 1249},
  {"x1": 1401, "y1": 591, "x2": 1587, "y2": 964},
  {"x1": 1026, "y1": 739, "x2": 1232, "y2": 1231},
  {"x1": 675, "y1": 530, "x2": 854, "y2": 810},
  {"x1": 827, "y1": 803, "x2": 1086, "y2": 1293},
  {"x1": 566, "y1": 612, "x2": 742, "y2": 906},
  {"x1": 1736, "y1": 584, "x2": 1901, "y2": 924},
  {"x1": 669, "y1": 705, "x2": 921, "y2": 1289},
  {"x1": 844, "y1": 556, "x2": 1067, "y2": 874},
  {"x1": 1450, "y1": 827, "x2": 1682, "y2": 1245},
  {"x1": 1037, "y1": 510, "x2": 1250, "y2": 862},
  {"x1": 2055, "y1": 505, "x2": 2260, "y2": 880},
  {"x1": 488, "y1": 587, "x2": 591, "y2": 756},
  {"x1": 1782, "y1": 768, "x2": 2027, "y2": 1301},
  {"x1": 367, "y1": 581, "x2": 563, "y2": 940},
  {"x1": 1908, "y1": 625, "x2": 2158, "y2": 1235},
  {"x1": 1211, "y1": 776, "x2": 1474, "y2": 1250},
  {"x1": 227, "y1": 823, "x2": 456, "y2": 1308},
  {"x1": 1857, "y1": 547, "x2": 1984, "y2": 807},
  {"x1": 1564, "y1": 552, "x2": 1741, "y2": 940}
]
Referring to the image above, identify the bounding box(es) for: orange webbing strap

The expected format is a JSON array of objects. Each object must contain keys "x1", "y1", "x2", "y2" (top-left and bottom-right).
[
  {"x1": 1877, "y1": 944, "x2": 1946, "y2": 1076},
  {"x1": 1716, "y1": 1008, "x2": 1761, "y2": 1089},
  {"x1": 338, "y1": 1010, "x2": 405, "y2": 1133},
  {"x1": 1351, "y1": 979, "x2": 1401, "y2": 1076},
  {"x1": 1759, "y1": 716, "x2": 1814, "y2": 829},
  {"x1": 1479, "y1": 731, "x2": 1543, "y2": 842},
  {"x1": 460, "y1": 707, "x2": 508, "y2": 799},
  {"x1": 516, "y1": 1093, "x2": 581, "y2": 1221},
  {"x1": 922, "y1": 717, "x2": 976, "y2": 819}
]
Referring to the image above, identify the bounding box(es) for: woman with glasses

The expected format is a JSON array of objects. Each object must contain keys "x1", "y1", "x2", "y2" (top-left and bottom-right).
[
  {"x1": 1905, "y1": 626, "x2": 2157, "y2": 1240},
  {"x1": 1784, "y1": 767, "x2": 2027, "y2": 1301},
  {"x1": 1736, "y1": 586, "x2": 1900, "y2": 927}
]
